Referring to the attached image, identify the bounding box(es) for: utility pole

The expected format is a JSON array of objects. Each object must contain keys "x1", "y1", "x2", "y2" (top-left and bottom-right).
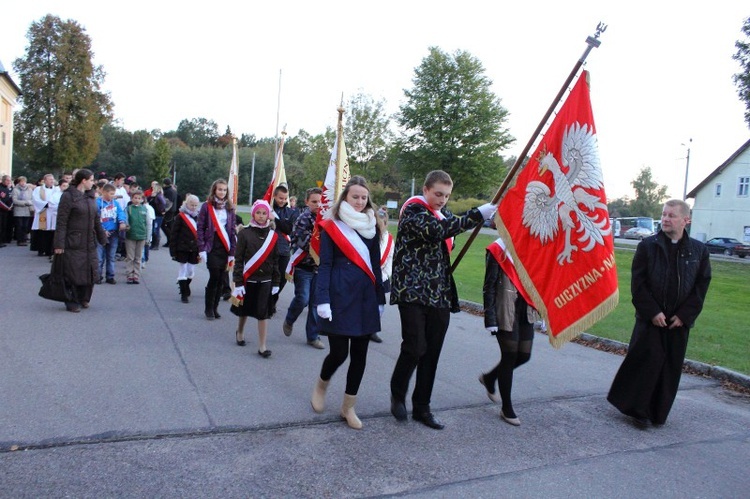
[{"x1": 682, "y1": 138, "x2": 692, "y2": 200}]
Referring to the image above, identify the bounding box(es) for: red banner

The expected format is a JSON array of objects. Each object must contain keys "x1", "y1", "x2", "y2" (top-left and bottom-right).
[{"x1": 496, "y1": 70, "x2": 618, "y2": 347}]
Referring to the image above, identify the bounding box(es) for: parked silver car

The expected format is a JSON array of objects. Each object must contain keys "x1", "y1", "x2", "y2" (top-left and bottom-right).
[{"x1": 622, "y1": 227, "x2": 653, "y2": 240}]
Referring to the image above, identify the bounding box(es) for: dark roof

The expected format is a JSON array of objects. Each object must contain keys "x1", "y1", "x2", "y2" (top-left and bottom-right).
[
  {"x1": 0, "y1": 59, "x2": 22, "y2": 96},
  {"x1": 686, "y1": 138, "x2": 750, "y2": 199}
]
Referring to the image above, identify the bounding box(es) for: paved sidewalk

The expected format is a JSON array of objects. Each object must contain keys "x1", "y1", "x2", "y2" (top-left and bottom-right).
[{"x1": 0, "y1": 242, "x2": 748, "y2": 497}]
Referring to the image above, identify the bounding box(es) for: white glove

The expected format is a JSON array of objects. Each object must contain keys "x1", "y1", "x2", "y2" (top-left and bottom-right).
[
  {"x1": 199, "y1": 251, "x2": 207, "y2": 262},
  {"x1": 317, "y1": 303, "x2": 333, "y2": 321},
  {"x1": 378, "y1": 305, "x2": 385, "y2": 317},
  {"x1": 232, "y1": 286, "x2": 246, "y2": 298},
  {"x1": 478, "y1": 203, "x2": 497, "y2": 220},
  {"x1": 271, "y1": 286, "x2": 280, "y2": 295},
  {"x1": 486, "y1": 326, "x2": 498, "y2": 333}
]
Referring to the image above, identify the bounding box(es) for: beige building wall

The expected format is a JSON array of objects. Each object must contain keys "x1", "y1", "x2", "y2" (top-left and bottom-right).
[{"x1": 0, "y1": 75, "x2": 20, "y2": 178}]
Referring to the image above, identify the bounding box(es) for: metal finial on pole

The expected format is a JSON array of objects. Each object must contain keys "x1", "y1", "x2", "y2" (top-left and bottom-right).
[{"x1": 451, "y1": 23, "x2": 606, "y2": 273}]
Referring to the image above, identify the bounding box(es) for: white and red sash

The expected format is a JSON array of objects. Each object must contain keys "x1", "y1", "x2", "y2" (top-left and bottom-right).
[
  {"x1": 207, "y1": 204, "x2": 231, "y2": 252},
  {"x1": 242, "y1": 231, "x2": 279, "y2": 283},
  {"x1": 321, "y1": 219, "x2": 376, "y2": 284},
  {"x1": 380, "y1": 232, "x2": 394, "y2": 268},
  {"x1": 487, "y1": 238, "x2": 535, "y2": 308},
  {"x1": 285, "y1": 248, "x2": 308, "y2": 279},
  {"x1": 400, "y1": 195, "x2": 454, "y2": 253},
  {"x1": 179, "y1": 212, "x2": 198, "y2": 239}
]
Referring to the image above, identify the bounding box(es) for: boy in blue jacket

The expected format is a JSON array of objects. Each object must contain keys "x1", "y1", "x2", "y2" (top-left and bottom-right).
[{"x1": 97, "y1": 184, "x2": 127, "y2": 284}]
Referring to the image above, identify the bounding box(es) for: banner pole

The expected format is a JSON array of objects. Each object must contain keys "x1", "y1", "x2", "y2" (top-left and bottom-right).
[{"x1": 451, "y1": 22, "x2": 607, "y2": 273}]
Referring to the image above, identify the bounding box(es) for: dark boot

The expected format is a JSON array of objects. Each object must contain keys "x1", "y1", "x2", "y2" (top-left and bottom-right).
[
  {"x1": 213, "y1": 287, "x2": 222, "y2": 319},
  {"x1": 186, "y1": 278, "x2": 192, "y2": 297},
  {"x1": 204, "y1": 287, "x2": 215, "y2": 320},
  {"x1": 179, "y1": 280, "x2": 189, "y2": 303}
]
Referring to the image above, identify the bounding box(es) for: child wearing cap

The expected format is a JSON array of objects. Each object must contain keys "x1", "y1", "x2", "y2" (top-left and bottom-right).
[{"x1": 230, "y1": 200, "x2": 281, "y2": 357}]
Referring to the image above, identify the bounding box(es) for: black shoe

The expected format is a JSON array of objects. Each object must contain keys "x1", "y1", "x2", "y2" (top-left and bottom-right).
[
  {"x1": 369, "y1": 333, "x2": 383, "y2": 343},
  {"x1": 0, "y1": 244, "x2": 6, "y2": 248},
  {"x1": 258, "y1": 349, "x2": 272, "y2": 358},
  {"x1": 236, "y1": 330, "x2": 246, "y2": 346},
  {"x1": 106, "y1": 278, "x2": 117, "y2": 285},
  {"x1": 390, "y1": 395, "x2": 407, "y2": 421},
  {"x1": 413, "y1": 412, "x2": 445, "y2": 430},
  {"x1": 631, "y1": 415, "x2": 649, "y2": 427},
  {"x1": 65, "y1": 302, "x2": 81, "y2": 313},
  {"x1": 162, "y1": 243, "x2": 169, "y2": 247}
]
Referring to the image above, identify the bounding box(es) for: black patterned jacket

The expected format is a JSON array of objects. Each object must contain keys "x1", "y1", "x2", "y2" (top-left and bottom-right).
[{"x1": 390, "y1": 203, "x2": 482, "y2": 310}]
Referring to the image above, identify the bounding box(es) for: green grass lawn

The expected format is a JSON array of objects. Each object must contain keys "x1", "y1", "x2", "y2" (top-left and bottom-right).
[{"x1": 445, "y1": 230, "x2": 749, "y2": 375}]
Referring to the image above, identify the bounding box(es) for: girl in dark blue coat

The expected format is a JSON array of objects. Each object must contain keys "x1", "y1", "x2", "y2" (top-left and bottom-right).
[{"x1": 311, "y1": 176, "x2": 386, "y2": 429}]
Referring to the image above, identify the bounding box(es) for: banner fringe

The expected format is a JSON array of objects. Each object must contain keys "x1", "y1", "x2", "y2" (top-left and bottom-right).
[{"x1": 549, "y1": 289, "x2": 619, "y2": 348}]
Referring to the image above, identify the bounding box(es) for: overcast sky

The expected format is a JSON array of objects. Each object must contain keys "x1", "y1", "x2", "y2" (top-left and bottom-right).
[{"x1": 2, "y1": 1, "x2": 748, "y2": 200}]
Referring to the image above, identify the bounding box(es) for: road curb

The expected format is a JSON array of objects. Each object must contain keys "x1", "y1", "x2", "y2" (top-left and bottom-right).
[{"x1": 459, "y1": 299, "x2": 750, "y2": 390}]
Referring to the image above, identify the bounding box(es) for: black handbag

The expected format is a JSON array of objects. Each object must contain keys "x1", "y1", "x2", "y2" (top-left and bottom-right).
[{"x1": 39, "y1": 255, "x2": 74, "y2": 303}]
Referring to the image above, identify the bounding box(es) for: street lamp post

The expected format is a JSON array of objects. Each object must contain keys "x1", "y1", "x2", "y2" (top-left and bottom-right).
[{"x1": 682, "y1": 138, "x2": 692, "y2": 200}]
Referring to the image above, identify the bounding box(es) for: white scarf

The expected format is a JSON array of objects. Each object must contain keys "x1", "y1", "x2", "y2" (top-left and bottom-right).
[{"x1": 336, "y1": 201, "x2": 376, "y2": 239}]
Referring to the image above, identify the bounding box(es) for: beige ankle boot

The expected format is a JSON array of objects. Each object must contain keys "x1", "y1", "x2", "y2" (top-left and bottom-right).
[
  {"x1": 311, "y1": 377, "x2": 329, "y2": 413},
  {"x1": 340, "y1": 393, "x2": 362, "y2": 429}
]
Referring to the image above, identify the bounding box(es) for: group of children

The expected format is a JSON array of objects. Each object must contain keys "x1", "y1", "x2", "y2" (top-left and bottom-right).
[
  {"x1": 96, "y1": 182, "x2": 153, "y2": 284},
  {"x1": 90, "y1": 167, "x2": 546, "y2": 432}
]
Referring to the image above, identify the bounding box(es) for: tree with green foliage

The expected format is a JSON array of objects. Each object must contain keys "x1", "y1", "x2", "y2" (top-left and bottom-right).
[
  {"x1": 170, "y1": 118, "x2": 220, "y2": 148},
  {"x1": 147, "y1": 138, "x2": 172, "y2": 184},
  {"x1": 284, "y1": 128, "x2": 335, "y2": 194},
  {"x1": 13, "y1": 14, "x2": 113, "y2": 174},
  {"x1": 396, "y1": 47, "x2": 514, "y2": 197},
  {"x1": 732, "y1": 16, "x2": 750, "y2": 128},
  {"x1": 629, "y1": 166, "x2": 669, "y2": 218},
  {"x1": 345, "y1": 92, "x2": 394, "y2": 183}
]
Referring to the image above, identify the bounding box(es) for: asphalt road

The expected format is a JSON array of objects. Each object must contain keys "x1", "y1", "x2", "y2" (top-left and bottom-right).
[{"x1": 1, "y1": 241, "x2": 748, "y2": 497}]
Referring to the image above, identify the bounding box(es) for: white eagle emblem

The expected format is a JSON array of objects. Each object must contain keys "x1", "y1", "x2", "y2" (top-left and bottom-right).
[{"x1": 522, "y1": 122, "x2": 611, "y2": 265}]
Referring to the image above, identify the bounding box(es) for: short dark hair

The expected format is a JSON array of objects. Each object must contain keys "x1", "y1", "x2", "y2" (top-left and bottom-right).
[
  {"x1": 163, "y1": 177, "x2": 172, "y2": 186},
  {"x1": 114, "y1": 172, "x2": 126, "y2": 180},
  {"x1": 305, "y1": 187, "x2": 322, "y2": 200},
  {"x1": 424, "y1": 170, "x2": 453, "y2": 188},
  {"x1": 101, "y1": 183, "x2": 116, "y2": 193},
  {"x1": 274, "y1": 184, "x2": 288, "y2": 195}
]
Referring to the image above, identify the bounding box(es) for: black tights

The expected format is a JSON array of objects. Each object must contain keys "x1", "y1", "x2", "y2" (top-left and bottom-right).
[
  {"x1": 320, "y1": 334, "x2": 370, "y2": 396},
  {"x1": 483, "y1": 303, "x2": 534, "y2": 418}
]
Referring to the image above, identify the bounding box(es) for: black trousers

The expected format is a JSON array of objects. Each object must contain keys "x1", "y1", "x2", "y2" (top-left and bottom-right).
[
  {"x1": 0, "y1": 210, "x2": 8, "y2": 243},
  {"x1": 607, "y1": 320, "x2": 689, "y2": 424},
  {"x1": 390, "y1": 303, "x2": 450, "y2": 414}
]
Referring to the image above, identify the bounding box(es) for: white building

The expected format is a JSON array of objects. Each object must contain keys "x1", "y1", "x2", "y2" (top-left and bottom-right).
[
  {"x1": 0, "y1": 59, "x2": 21, "y2": 178},
  {"x1": 687, "y1": 138, "x2": 750, "y2": 243}
]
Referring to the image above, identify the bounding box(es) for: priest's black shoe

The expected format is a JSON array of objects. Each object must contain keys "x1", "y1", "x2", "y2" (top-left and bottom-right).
[
  {"x1": 413, "y1": 412, "x2": 445, "y2": 430},
  {"x1": 390, "y1": 395, "x2": 407, "y2": 421}
]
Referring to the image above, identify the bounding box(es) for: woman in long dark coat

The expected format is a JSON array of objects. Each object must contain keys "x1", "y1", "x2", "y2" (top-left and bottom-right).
[
  {"x1": 310, "y1": 176, "x2": 386, "y2": 430},
  {"x1": 53, "y1": 169, "x2": 108, "y2": 312}
]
